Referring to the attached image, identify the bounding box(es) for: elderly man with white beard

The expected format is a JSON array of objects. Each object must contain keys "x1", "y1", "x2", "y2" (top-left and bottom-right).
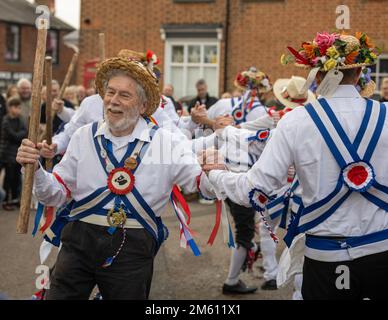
[{"x1": 16, "y1": 52, "x2": 216, "y2": 300}]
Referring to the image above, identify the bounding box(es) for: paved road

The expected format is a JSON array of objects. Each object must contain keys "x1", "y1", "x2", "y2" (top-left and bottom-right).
[{"x1": 0, "y1": 201, "x2": 292, "y2": 300}]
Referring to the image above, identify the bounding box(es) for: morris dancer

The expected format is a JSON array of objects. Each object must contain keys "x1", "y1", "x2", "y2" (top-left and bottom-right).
[
  {"x1": 207, "y1": 67, "x2": 273, "y2": 295},
  {"x1": 202, "y1": 32, "x2": 388, "y2": 300},
  {"x1": 17, "y1": 51, "x2": 216, "y2": 300}
]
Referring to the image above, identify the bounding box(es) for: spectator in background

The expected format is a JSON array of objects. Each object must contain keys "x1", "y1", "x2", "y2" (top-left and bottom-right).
[
  {"x1": 6, "y1": 85, "x2": 18, "y2": 99},
  {"x1": 0, "y1": 97, "x2": 27, "y2": 210},
  {"x1": 41, "y1": 86, "x2": 47, "y2": 104},
  {"x1": 64, "y1": 85, "x2": 80, "y2": 108},
  {"x1": 16, "y1": 78, "x2": 32, "y2": 125},
  {"x1": 379, "y1": 77, "x2": 388, "y2": 102},
  {"x1": 188, "y1": 79, "x2": 218, "y2": 113},
  {"x1": 0, "y1": 94, "x2": 6, "y2": 127},
  {"x1": 76, "y1": 85, "x2": 87, "y2": 103},
  {"x1": 0, "y1": 94, "x2": 6, "y2": 161},
  {"x1": 40, "y1": 80, "x2": 75, "y2": 135},
  {"x1": 162, "y1": 83, "x2": 183, "y2": 113},
  {"x1": 0, "y1": 185, "x2": 5, "y2": 207}
]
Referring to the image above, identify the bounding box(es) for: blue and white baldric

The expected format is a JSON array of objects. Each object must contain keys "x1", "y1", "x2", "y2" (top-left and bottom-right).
[
  {"x1": 230, "y1": 93, "x2": 263, "y2": 125},
  {"x1": 250, "y1": 98, "x2": 388, "y2": 255},
  {"x1": 266, "y1": 180, "x2": 300, "y2": 226},
  {"x1": 290, "y1": 98, "x2": 388, "y2": 255},
  {"x1": 44, "y1": 119, "x2": 200, "y2": 258},
  {"x1": 44, "y1": 120, "x2": 166, "y2": 249}
]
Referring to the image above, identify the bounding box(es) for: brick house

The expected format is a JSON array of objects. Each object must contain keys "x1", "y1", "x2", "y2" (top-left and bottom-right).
[
  {"x1": 0, "y1": 0, "x2": 75, "y2": 93},
  {"x1": 78, "y1": 0, "x2": 388, "y2": 100}
]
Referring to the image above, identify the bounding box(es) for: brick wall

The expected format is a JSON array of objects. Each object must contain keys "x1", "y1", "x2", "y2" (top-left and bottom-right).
[
  {"x1": 0, "y1": 22, "x2": 76, "y2": 88},
  {"x1": 78, "y1": 0, "x2": 388, "y2": 95}
]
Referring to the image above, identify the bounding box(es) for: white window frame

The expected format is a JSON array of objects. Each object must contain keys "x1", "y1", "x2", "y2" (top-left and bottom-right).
[
  {"x1": 371, "y1": 54, "x2": 388, "y2": 93},
  {"x1": 164, "y1": 38, "x2": 220, "y2": 99}
]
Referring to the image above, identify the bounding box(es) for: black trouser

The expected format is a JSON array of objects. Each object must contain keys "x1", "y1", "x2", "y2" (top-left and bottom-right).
[
  {"x1": 225, "y1": 198, "x2": 255, "y2": 250},
  {"x1": 46, "y1": 221, "x2": 157, "y2": 300},
  {"x1": 3, "y1": 162, "x2": 21, "y2": 202},
  {"x1": 302, "y1": 250, "x2": 388, "y2": 300}
]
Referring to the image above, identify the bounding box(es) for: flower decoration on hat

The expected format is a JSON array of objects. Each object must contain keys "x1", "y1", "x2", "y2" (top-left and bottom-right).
[
  {"x1": 234, "y1": 67, "x2": 272, "y2": 94},
  {"x1": 145, "y1": 50, "x2": 160, "y2": 74},
  {"x1": 281, "y1": 31, "x2": 381, "y2": 71}
]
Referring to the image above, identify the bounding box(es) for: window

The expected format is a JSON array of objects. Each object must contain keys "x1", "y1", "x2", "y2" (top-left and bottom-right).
[
  {"x1": 164, "y1": 40, "x2": 220, "y2": 99},
  {"x1": 370, "y1": 54, "x2": 388, "y2": 93},
  {"x1": 5, "y1": 24, "x2": 21, "y2": 62},
  {"x1": 46, "y1": 30, "x2": 59, "y2": 64}
]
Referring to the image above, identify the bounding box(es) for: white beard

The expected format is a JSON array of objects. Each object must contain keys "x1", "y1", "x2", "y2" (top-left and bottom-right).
[{"x1": 104, "y1": 104, "x2": 141, "y2": 133}]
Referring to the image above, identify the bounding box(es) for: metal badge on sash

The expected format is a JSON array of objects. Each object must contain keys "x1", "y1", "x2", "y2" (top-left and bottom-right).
[
  {"x1": 124, "y1": 157, "x2": 138, "y2": 170},
  {"x1": 107, "y1": 207, "x2": 127, "y2": 227},
  {"x1": 107, "y1": 167, "x2": 135, "y2": 195}
]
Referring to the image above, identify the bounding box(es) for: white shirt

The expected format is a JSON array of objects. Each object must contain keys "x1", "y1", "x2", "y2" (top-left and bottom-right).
[
  {"x1": 162, "y1": 96, "x2": 199, "y2": 134},
  {"x1": 218, "y1": 126, "x2": 268, "y2": 173},
  {"x1": 34, "y1": 117, "x2": 216, "y2": 228},
  {"x1": 209, "y1": 85, "x2": 388, "y2": 242},
  {"x1": 240, "y1": 113, "x2": 275, "y2": 131},
  {"x1": 57, "y1": 107, "x2": 76, "y2": 123}
]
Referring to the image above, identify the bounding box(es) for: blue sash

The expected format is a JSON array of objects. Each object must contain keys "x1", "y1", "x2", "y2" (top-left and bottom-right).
[
  {"x1": 283, "y1": 98, "x2": 388, "y2": 246},
  {"x1": 231, "y1": 95, "x2": 263, "y2": 125},
  {"x1": 44, "y1": 120, "x2": 168, "y2": 251}
]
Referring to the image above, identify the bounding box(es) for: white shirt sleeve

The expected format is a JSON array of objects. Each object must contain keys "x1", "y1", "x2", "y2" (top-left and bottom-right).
[
  {"x1": 34, "y1": 129, "x2": 81, "y2": 207},
  {"x1": 170, "y1": 133, "x2": 216, "y2": 199},
  {"x1": 190, "y1": 132, "x2": 218, "y2": 154},
  {"x1": 53, "y1": 97, "x2": 96, "y2": 154},
  {"x1": 56, "y1": 107, "x2": 76, "y2": 123},
  {"x1": 216, "y1": 126, "x2": 267, "y2": 173},
  {"x1": 208, "y1": 115, "x2": 294, "y2": 206},
  {"x1": 162, "y1": 96, "x2": 180, "y2": 124},
  {"x1": 240, "y1": 113, "x2": 275, "y2": 131},
  {"x1": 176, "y1": 116, "x2": 199, "y2": 135}
]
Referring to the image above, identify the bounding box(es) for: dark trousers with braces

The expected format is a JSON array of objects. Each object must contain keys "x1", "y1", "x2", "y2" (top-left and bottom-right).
[{"x1": 46, "y1": 221, "x2": 156, "y2": 300}]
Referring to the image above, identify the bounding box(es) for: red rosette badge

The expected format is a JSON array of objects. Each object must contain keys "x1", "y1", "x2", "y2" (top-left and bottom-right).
[
  {"x1": 342, "y1": 161, "x2": 375, "y2": 192},
  {"x1": 232, "y1": 108, "x2": 244, "y2": 122},
  {"x1": 107, "y1": 167, "x2": 135, "y2": 195}
]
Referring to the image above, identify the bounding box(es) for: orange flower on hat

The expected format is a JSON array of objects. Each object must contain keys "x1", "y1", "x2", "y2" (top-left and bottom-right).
[
  {"x1": 356, "y1": 32, "x2": 374, "y2": 48},
  {"x1": 302, "y1": 42, "x2": 317, "y2": 59},
  {"x1": 345, "y1": 51, "x2": 359, "y2": 64}
]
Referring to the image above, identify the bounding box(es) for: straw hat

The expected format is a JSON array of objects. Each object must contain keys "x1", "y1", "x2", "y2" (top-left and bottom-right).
[
  {"x1": 234, "y1": 67, "x2": 272, "y2": 94},
  {"x1": 357, "y1": 68, "x2": 376, "y2": 98},
  {"x1": 273, "y1": 76, "x2": 316, "y2": 109},
  {"x1": 95, "y1": 49, "x2": 161, "y2": 116},
  {"x1": 359, "y1": 80, "x2": 376, "y2": 98},
  {"x1": 282, "y1": 32, "x2": 379, "y2": 72}
]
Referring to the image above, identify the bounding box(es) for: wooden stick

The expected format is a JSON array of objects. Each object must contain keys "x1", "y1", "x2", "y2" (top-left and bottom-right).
[
  {"x1": 58, "y1": 52, "x2": 79, "y2": 100},
  {"x1": 17, "y1": 19, "x2": 47, "y2": 234},
  {"x1": 99, "y1": 33, "x2": 105, "y2": 62},
  {"x1": 45, "y1": 56, "x2": 53, "y2": 171}
]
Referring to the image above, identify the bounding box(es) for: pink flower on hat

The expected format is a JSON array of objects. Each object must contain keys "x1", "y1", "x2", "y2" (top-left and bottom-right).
[{"x1": 314, "y1": 32, "x2": 339, "y2": 55}]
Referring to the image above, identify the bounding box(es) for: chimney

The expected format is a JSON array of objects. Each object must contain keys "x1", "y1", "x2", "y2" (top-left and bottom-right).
[{"x1": 34, "y1": 0, "x2": 55, "y2": 14}]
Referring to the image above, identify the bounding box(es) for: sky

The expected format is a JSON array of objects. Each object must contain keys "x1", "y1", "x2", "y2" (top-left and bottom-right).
[{"x1": 27, "y1": 0, "x2": 81, "y2": 29}]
